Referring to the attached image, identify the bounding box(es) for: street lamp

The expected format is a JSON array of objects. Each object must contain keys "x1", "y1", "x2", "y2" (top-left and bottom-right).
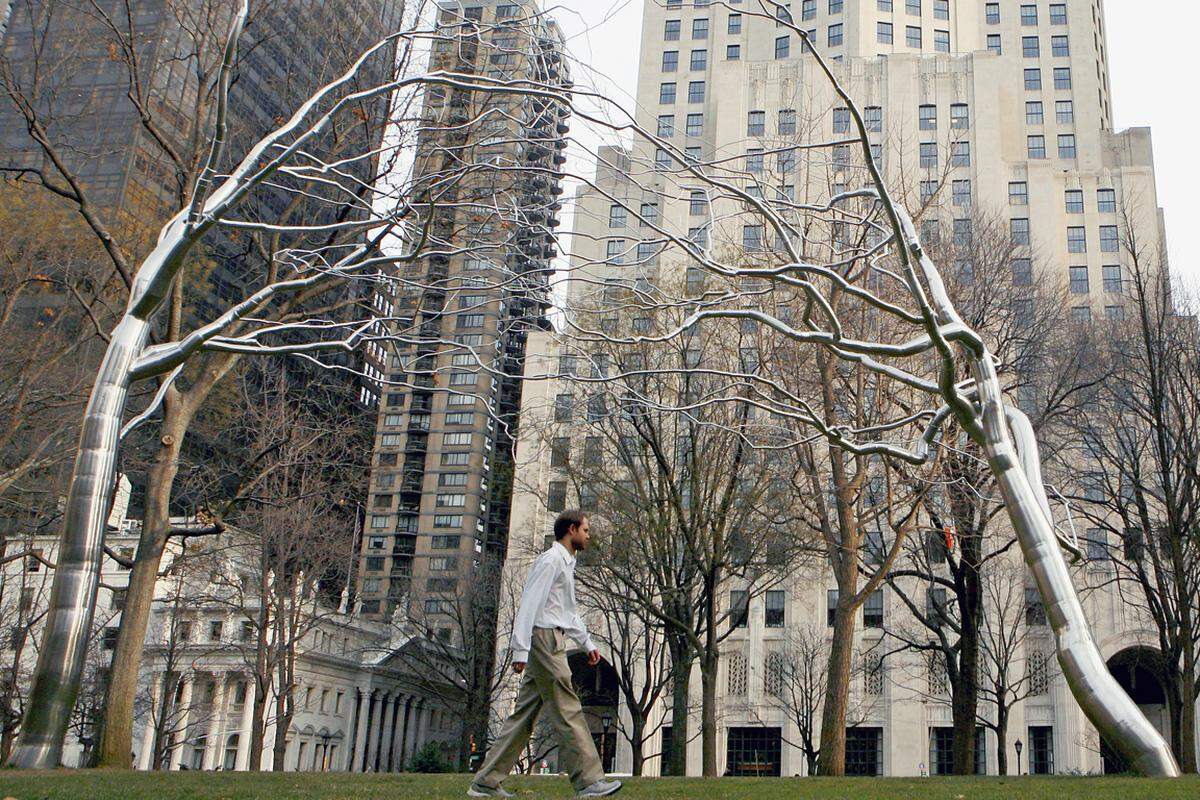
[
  {"x1": 601, "y1": 713, "x2": 613, "y2": 771},
  {"x1": 1014, "y1": 738, "x2": 1023, "y2": 776}
]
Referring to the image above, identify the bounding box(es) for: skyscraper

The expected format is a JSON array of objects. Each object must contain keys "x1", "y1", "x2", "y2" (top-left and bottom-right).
[
  {"x1": 355, "y1": 0, "x2": 572, "y2": 631},
  {"x1": 500, "y1": 0, "x2": 1182, "y2": 777}
]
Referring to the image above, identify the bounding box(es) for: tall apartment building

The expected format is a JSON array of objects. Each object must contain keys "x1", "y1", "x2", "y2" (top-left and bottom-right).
[
  {"x1": 355, "y1": 0, "x2": 572, "y2": 627},
  {"x1": 499, "y1": 0, "x2": 1188, "y2": 778}
]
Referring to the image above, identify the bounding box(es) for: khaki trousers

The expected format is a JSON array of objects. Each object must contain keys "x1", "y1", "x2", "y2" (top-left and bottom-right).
[{"x1": 474, "y1": 627, "x2": 604, "y2": 790}]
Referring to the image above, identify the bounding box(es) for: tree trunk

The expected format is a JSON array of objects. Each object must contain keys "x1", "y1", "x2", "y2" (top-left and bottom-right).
[
  {"x1": 950, "y1": 619, "x2": 980, "y2": 773},
  {"x1": 1178, "y1": 660, "x2": 1197, "y2": 773},
  {"x1": 700, "y1": 652, "x2": 718, "y2": 777},
  {"x1": 995, "y1": 714, "x2": 1008, "y2": 776},
  {"x1": 629, "y1": 712, "x2": 645, "y2": 776},
  {"x1": 96, "y1": 412, "x2": 185, "y2": 768},
  {"x1": 6, "y1": 316, "x2": 152, "y2": 769},
  {"x1": 248, "y1": 677, "x2": 268, "y2": 771},
  {"x1": 271, "y1": 688, "x2": 289, "y2": 771},
  {"x1": 816, "y1": 600, "x2": 856, "y2": 775},
  {"x1": 666, "y1": 637, "x2": 691, "y2": 777}
]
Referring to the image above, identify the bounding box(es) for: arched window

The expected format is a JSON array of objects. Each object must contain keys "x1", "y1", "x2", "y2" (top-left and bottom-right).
[{"x1": 223, "y1": 733, "x2": 239, "y2": 770}]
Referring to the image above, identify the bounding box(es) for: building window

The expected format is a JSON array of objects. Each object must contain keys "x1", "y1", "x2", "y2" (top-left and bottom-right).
[
  {"x1": 1069, "y1": 265, "x2": 1089, "y2": 294},
  {"x1": 1086, "y1": 528, "x2": 1110, "y2": 561},
  {"x1": 934, "y1": 29, "x2": 949, "y2": 52},
  {"x1": 829, "y1": 0, "x2": 843, "y2": 13},
  {"x1": 918, "y1": 104, "x2": 937, "y2": 130},
  {"x1": 1022, "y1": 35, "x2": 1040, "y2": 58},
  {"x1": 778, "y1": 109, "x2": 796, "y2": 134},
  {"x1": 765, "y1": 590, "x2": 785, "y2": 627},
  {"x1": 1011, "y1": 218, "x2": 1031, "y2": 246},
  {"x1": 548, "y1": 480, "x2": 567, "y2": 512},
  {"x1": 846, "y1": 728, "x2": 884, "y2": 776},
  {"x1": 878, "y1": 0, "x2": 893, "y2": 9},
  {"x1": 609, "y1": 204, "x2": 627, "y2": 228},
  {"x1": 687, "y1": 81, "x2": 705, "y2": 102},
  {"x1": 1009, "y1": 181, "x2": 1028, "y2": 205},
  {"x1": 1102, "y1": 264, "x2": 1123, "y2": 293},
  {"x1": 863, "y1": 589, "x2": 884, "y2": 628},
  {"x1": 662, "y1": 50, "x2": 678, "y2": 72},
  {"x1": 1020, "y1": 4, "x2": 1038, "y2": 26},
  {"x1": 1026, "y1": 100, "x2": 1044, "y2": 124},
  {"x1": 864, "y1": 106, "x2": 882, "y2": 132},
  {"x1": 746, "y1": 148, "x2": 763, "y2": 173},
  {"x1": 906, "y1": 0, "x2": 921, "y2": 15},
  {"x1": 659, "y1": 82, "x2": 676, "y2": 104},
  {"x1": 726, "y1": 44, "x2": 741, "y2": 60},
  {"x1": 987, "y1": 33, "x2": 1002, "y2": 54},
  {"x1": 742, "y1": 224, "x2": 764, "y2": 251},
  {"x1": 1024, "y1": 68, "x2": 1042, "y2": 90},
  {"x1": 1025, "y1": 586, "x2": 1047, "y2": 625},
  {"x1": 1051, "y1": 35, "x2": 1069, "y2": 57},
  {"x1": 692, "y1": 18, "x2": 709, "y2": 39},
  {"x1": 934, "y1": 0, "x2": 948, "y2": 19},
  {"x1": 919, "y1": 142, "x2": 938, "y2": 169},
  {"x1": 726, "y1": 727, "x2": 781, "y2": 777},
  {"x1": 730, "y1": 590, "x2": 749, "y2": 628},
  {"x1": 1027, "y1": 135, "x2": 1046, "y2": 159},
  {"x1": 827, "y1": 589, "x2": 839, "y2": 626},
  {"x1": 657, "y1": 114, "x2": 674, "y2": 137},
  {"x1": 664, "y1": 19, "x2": 680, "y2": 41},
  {"x1": 986, "y1": 3, "x2": 1000, "y2": 24},
  {"x1": 952, "y1": 179, "x2": 971, "y2": 206},
  {"x1": 1070, "y1": 306, "x2": 1091, "y2": 323},
  {"x1": 802, "y1": 0, "x2": 817, "y2": 19},
  {"x1": 1050, "y1": 4, "x2": 1067, "y2": 25},
  {"x1": 1029, "y1": 726, "x2": 1054, "y2": 774},
  {"x1": 1055, "y1": 99, "x2": 1074, "y2": 123},
  {"x1": 1053, "y1": 67, "x2": 1072, "y2": 89},
  {"x1": 728, "y1": 13, "x2": 742, "y2": 34},
  {"x1": 1097, "y1": 188, "x2": 1117, "y2": 213},
  {"x1": 689, "y1": 190, "x2": 707, "y2": 216},
  {"x1": 686, "y1": 112, "x2": 703, "y2": 136},
  {"x1": 1065, "y1": 189, "x2": 1084, "y2": 213},
  {"x1": 877, "y1": 21, "x2": 893, "y2": 44},
  {"x1": 690, "y1": 48, "x2": 707, "y2": 70},
  {"x1": 746, "y1": 110, "x2": 765, "y2": 136},
  {"x1": 951, "y1": 141, "x2": 970, "y2": 166},
  {"x1": 1067, "y1": 226, "x2": 1087, "y2": 253},
  {"x1": 1100, "y1": 225, "x2": 1119, "y2": 253},
  {"x1": 906, "y1": 25, "x2": 921, "y2": 48},
  {"x1": 833, "y1": 107, "x2": 850, "y2": 133},
  {"x1": 1057, "y1": 134, "x2": 1076, "y2": 159},
  {"x1": 1012, "y1": 257, "x2": 1032, "y2": 285},
  {"x1": 828, "y1": 25, "x2": 843, "y2": 47},
  {"x1": 950, "y1": 103, "x2": 969, "y2": 129}
]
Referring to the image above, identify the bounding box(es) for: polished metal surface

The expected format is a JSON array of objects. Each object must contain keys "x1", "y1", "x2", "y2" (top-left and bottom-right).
[{"x1": 5, "y1": 316, "x2": 150, "y2": 768}]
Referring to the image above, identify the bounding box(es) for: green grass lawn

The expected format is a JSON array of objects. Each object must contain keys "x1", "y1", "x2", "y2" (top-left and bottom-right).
[{"x1": 1, "y1": 772, "x2": 1199, "y2": 800}]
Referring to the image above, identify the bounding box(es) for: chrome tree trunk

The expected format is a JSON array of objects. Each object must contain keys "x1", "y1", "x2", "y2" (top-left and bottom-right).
[
  {"x1": 5, "y1": 316, "x2": 150, "y2": 768},
  {"x1": 971, "y1": 354, "x2": 1180, "y2": 776}
]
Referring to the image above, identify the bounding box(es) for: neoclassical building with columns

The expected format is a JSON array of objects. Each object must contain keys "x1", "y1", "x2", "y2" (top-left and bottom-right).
[{"x1": 1, "y1": 496, "x2": 462, "y2": 771}]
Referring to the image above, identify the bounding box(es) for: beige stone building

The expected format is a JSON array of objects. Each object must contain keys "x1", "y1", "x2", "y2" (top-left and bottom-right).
[{"x1": 495, "y1": 0, "x2": 1193, "y2": 779}]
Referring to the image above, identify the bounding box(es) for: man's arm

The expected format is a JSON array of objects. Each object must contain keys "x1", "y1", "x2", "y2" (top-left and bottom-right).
[
  {"x1": 509, "y1": 555, "x2": 556, "y2": 663},
  {"x1": 562, "y1": 606, "x2": 596, "y2": 655}
]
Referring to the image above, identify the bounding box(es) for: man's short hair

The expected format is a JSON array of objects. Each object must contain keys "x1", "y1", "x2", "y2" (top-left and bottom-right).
[{"x1": 554, "y1": 509, "x2": 587, "y2": 540}]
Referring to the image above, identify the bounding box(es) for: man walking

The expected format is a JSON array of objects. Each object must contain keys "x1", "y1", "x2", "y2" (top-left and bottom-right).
[{"x1": 469, "y1": 510, "x2": 622, "y2": 798}]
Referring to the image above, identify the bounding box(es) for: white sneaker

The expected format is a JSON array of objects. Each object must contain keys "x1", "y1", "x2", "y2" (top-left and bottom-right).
[
  {"x1": 576, "y1": 779, "x2": 622, "y2": 798},
  {"x1": 467, "y1": 783, "x2": 514, "y2": 798}
]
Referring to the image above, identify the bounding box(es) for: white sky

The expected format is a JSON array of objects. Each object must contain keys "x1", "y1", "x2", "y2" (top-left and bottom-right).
[{"x1": 548, "y1": 0, "x2": 1197, "y2": 290}]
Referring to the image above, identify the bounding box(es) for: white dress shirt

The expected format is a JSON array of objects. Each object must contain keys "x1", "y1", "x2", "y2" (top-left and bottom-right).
[{"x1": 510, "y1": 540, "x2": 595, "y2": 662}]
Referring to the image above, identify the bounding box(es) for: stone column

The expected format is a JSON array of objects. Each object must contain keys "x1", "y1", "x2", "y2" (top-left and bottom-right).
[
  {"x1": 351, "y1": 688, "x2": 371, "y2": 772},
  {"x1": 377, "y1": 691, "x2": 396, "y2": 773},
  {"x1": 236, "y1": 678, "x2": 256, "y2": 770},
  {"x1": 168, "y1": 676, "x2": 194, "y2": 770},
  {"x1": 406, "y1": 701, "x2": 426, "y2": 762},
  {"x1": 137, "y1": 672, "x2": 162, "y2": 769},
  {"x1": 364, "y1": 690, "x2": 384, "y2": 772},
  {"x1": 204, "y1": 674, "x2": 228, "y2": 769},
  {"x1": 390, "y1": 695, "x2": 409, "y2": 772}
]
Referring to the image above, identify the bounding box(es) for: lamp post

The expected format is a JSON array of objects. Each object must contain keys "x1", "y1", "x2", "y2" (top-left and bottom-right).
[
  {"x1": 1015, "y1": 738, "x2": 1023, "y2": 776},
  {"x1": 601, "y1": 713, "x2": 612, "y2": 772}
]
